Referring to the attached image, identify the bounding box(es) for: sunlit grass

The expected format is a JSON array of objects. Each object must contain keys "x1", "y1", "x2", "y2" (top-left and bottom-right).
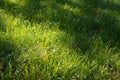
[
  {"x1": 0, "y1": 0, "x2": 120, "y2": 79},
  {"x1": 3, "y1": 0, "x2": 26, "y2": 7},
  {"x1": 7, "y1": 0, "x2": 18, "y2": 3}
]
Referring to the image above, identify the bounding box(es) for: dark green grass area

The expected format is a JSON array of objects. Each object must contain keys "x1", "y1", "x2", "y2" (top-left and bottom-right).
[{"x1": 0, "y1": 0, "x2": 120, "y2": 80}]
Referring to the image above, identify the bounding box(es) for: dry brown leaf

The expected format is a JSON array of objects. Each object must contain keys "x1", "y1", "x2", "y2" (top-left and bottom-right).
[
  {"x1": 43, "y1": 54, "x2": 49, "y2": 60},
  {"x1": 0, "y1": 63, "x2": 3, "y2": 69}
]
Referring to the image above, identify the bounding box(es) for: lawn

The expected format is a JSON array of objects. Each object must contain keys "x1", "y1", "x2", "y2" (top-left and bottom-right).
[{"x1": 0, "y1": 0, "x2": 120, "y2": 80}]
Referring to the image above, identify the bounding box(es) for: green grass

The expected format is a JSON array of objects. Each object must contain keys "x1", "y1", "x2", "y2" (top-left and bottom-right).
[{"x1": 0, "y1": 0, "x2": 120, "y2": 79}]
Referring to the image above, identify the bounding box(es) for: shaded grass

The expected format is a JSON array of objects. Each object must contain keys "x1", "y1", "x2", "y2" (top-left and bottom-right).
[{"x1": 0, "y1": 0, "x2": 120, "y2": 80}]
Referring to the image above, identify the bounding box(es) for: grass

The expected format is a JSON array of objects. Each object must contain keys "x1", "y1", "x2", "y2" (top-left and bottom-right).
[{"x1": 0, "y1": 0, "x2": 120, "y2": 79}]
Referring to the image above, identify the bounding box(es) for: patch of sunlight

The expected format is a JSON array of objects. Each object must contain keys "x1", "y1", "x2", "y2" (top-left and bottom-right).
[
  {"x1": 0, "y1": 9, "x2": 21, "y2": 30},
  {"x1": 0, "y1": 8, "x2": 80, "y2": 70},
  {"x1": 7, "y1": 0, "x2": 18, "y2": 3},
  {"x1": 109, "y1": 0, "x2": 120, "y2": 4},
  {"x1": 62, "y1": 4, "x2": 73, "y2": 12},
  {"x1": 97, "y1": 7, "x2": 119, "y2": 17},
  {"x1": 71, "y1": 0, "x2": 81, "y2": 4},
  {"x1": 6, "y1": 0, "x2": 26, "y2": 6},
  {"x1": 72, "y1": 7, "x2": 81, "y2": 15},
  {"x1": 62, "y1": 4, "x2": 81, "y2": 15}
]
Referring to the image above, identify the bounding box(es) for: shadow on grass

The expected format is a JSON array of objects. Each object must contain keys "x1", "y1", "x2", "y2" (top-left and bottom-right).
[
  {"x1": 50, "y1": 0, "x2": 120, "y2": 53},
  {"x1": 0, "y1": 12, "x2": 17, "y2": 66},
  {"x1": 0, "y1": 15, "x2": 6, "y2": 32},
  {"x1": 0, "y1": 37, "x2": 16, "y2": 58},
  {"x1": 0, "y1": 15, "x2": 18, "y2": 74},
  {"x1": 0, "y1": 0, "x2": 120, "y2": 53}
]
